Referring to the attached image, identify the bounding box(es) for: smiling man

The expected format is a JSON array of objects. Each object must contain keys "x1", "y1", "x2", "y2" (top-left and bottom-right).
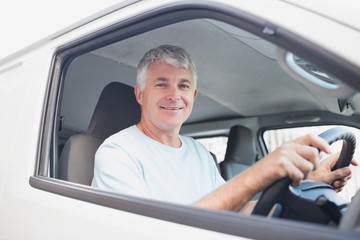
[
  {"x1": 92, "y1": 45, "x2": 355, "y2": 211},
  {"x1": 135, "y1": 61, "x2": 197, "y2": 148},
  {"x1": 91, "y1": 45, "x2": 225, "y2": 204}
]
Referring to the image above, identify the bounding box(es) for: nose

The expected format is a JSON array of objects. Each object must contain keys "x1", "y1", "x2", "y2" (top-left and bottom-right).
[{"x1": 166, "y1": 86, "x2": 181, "y2": 101}]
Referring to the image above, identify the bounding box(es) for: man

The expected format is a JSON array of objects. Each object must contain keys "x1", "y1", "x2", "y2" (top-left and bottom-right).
[{"x1": 92, "y1": 45, "x2": 356, "y2": 212}]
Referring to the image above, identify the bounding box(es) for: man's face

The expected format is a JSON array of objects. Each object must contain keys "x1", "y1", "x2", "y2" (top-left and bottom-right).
[{"x1": 135, "y1": 62, "x2": 198, "y2": 132}]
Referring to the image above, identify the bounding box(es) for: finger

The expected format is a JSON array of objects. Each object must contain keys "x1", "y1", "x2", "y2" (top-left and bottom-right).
[
  {"x1": 294, "y1": 134, "x2": 331, "y2": 154},
  {"x1": 289, "y1": 143, "x2": 319, "y2": 169},
  {"x1": 350, "y1": 159, "x2": 359, "y2": 166},
  {"x1": 334, "y1": 187, "x2": 343, "y2": 193},
  {"x1": 324, "y1": 153, "x2": 340, "y2": 169},
  {"x1": 287, "y1": 164, "x2": 305, "y2": 187},
  {"x1": 331, "y1": 178, "x2": 348, "y2": 193},
  {"x1": 281, "y1": 152, "x2": 313, "y2": 186},
  {"x1": 332, "y1": 179, "x2": 348, "y2": 189},
  {"x1": 327, "y1": 167, "x2": 352, "y2": 184},
  {"x1": 335, "y1": 167, "x2": 352, "y2": 180},
  {"x1": 277, "y1": 144, "x2": 317, "y2": 176}
]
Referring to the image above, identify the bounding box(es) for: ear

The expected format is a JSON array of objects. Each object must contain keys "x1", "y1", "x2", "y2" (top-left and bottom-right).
[
  {"x1": 134, "y1": 84, "x2": 143, "y2": 105},
  {"x1": 193, "y1": 89, "x2": 198, "y2": 101}
]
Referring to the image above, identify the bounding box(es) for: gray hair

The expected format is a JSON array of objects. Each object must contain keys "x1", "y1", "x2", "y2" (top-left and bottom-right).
[{"x1": 136, "y1": 45, "x2": 198, "y2": 90}]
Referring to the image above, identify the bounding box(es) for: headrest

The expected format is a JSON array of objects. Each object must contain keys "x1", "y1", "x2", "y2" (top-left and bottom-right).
[
  {"x1": 223, "y1": 125, "x2": 256, "y2": 165},
  {"x1": 87, "y1": 82, "x2": 141, "y2": 139}
]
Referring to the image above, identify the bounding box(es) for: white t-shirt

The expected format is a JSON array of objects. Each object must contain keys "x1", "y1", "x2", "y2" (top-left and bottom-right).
[{"x1": 92, "y1": 125, "x2": 225, "y2": 204}]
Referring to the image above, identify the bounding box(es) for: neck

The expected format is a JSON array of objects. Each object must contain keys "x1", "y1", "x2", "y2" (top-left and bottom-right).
[{"x1": 137, "y1": 122, "x2": 181, "y2": 148}]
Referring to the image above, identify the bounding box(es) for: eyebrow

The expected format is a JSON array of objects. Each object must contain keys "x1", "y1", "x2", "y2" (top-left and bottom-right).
[
  {"x1": 155, "y1": 77, "x2": 168, "y2": 82},
  {"x1": 179, "y1": 79, "x2": 191, "y2": 84},
  {"x1": 155, "y1": 77, "x2": 192, "y2": 84}
]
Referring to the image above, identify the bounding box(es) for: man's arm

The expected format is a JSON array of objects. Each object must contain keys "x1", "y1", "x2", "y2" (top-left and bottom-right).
[{"x1": 193, "y1": 134, "x2": 331, "y2": 211}]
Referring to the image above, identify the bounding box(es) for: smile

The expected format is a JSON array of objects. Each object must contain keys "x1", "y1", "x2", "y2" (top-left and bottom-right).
[{"x1": 160, "y1": 106, "x2": 184, "y2": 110}]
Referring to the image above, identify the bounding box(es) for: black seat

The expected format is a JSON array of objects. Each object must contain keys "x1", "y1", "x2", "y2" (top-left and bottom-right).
[
  {"x1": 58, "y1": 82, "x2": 141, "y2": 185},
  {"x1": 220, "y1": 125, "x2": 256, "y2": 180}
]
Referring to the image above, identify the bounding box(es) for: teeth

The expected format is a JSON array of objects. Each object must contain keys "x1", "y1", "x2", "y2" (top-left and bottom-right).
[{"x1": 161, "y1": 107, "x2": 182, "y2": 110}]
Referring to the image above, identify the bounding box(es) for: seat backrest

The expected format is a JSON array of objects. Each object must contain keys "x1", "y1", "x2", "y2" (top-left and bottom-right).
[
  {"x1": 58, "y1": 82, "x2": 141, "y2": 185},
  {"x1": 219, "y1": 125, "x2": 256, "y2": 180},
  {"x1": 209, "y1": 151, "x2": 221, "y2": 173}
]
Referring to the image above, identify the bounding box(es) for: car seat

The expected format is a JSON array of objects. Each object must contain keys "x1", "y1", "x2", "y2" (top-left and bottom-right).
[
  {"x1": 58, "y1": 82, "x2": 141, "y2": 185},
  {"x1": 219, "y1": 125, "x2": 257, "y2": 180}
]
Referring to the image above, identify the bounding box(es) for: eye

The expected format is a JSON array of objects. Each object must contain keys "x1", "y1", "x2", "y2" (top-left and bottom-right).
[
  {"x1": 155, "y1": 82, "x2": 167, "y2": 88},
  {"x1": 179, "y1": 83, "x2": 190, "y2": 90}
]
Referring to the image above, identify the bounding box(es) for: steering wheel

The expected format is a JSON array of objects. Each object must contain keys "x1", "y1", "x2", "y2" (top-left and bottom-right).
[{"x1": 252, "y1": 127, "x2": 356, "y2": 224}]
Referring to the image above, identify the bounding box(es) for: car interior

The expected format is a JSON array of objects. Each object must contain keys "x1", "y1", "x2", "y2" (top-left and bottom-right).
[
  {"x1": 58, "y1": 82, "x2": 141, "y2": 185},
  {"x1": 46, "y1": 15, "x2": 360, "y2": 231},
  {"x1": 220, "y1": 125, "x2": 257, "y2": 181}
]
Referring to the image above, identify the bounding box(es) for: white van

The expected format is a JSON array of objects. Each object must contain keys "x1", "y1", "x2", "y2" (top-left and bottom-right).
[{"x1": 1, "y1": 1, "x2": 360, "y2": 239}]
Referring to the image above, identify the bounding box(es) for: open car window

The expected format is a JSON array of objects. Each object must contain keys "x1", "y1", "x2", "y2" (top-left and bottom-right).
[{"x1": 29, "y1": 2, "x2": 360, "y2": 239}]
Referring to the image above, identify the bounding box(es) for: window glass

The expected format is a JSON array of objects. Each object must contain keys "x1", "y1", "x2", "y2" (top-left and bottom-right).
[
  {"x1": 263, "y1": 125, "x2": 360, "y2": 202},
  {"x1": 196, "y1": 137, "x2": 228, "y2": 163}
]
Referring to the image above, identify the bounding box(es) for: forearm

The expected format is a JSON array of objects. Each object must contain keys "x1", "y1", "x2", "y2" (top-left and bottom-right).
[
  {"x1": 192, "y1": 134, "x2": 330, "y2": 211},
  {"x1": 192, "y1": 168, "x2": 261, "y2": 211},
  {"x1": 239, "y1": 200, "x2": 257, "y2": 214}
]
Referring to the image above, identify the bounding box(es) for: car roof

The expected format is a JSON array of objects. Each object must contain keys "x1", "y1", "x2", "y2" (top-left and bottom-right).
[
  {"x1": 60, "y1": 14, "x2": 360, "y2": 133},
  {"x1": 0, "y1": 0, "x2": 140, "y2": 64},
  {"x1": 283, "y1": 0, "x2": 360, "y2": 31},
  {"x1": 1, "y1": 0, "x2": 359, "y2": 65}
]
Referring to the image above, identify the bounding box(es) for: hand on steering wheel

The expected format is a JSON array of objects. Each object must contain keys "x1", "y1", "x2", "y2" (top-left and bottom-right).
[{"x1": 252, "y1": 127, "x2": 356, "y2": 218}]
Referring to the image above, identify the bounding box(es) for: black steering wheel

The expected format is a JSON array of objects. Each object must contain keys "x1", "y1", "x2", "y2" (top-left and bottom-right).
[{"x1": 252, "y1": 127, "x2": 356, "y2": 225}]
